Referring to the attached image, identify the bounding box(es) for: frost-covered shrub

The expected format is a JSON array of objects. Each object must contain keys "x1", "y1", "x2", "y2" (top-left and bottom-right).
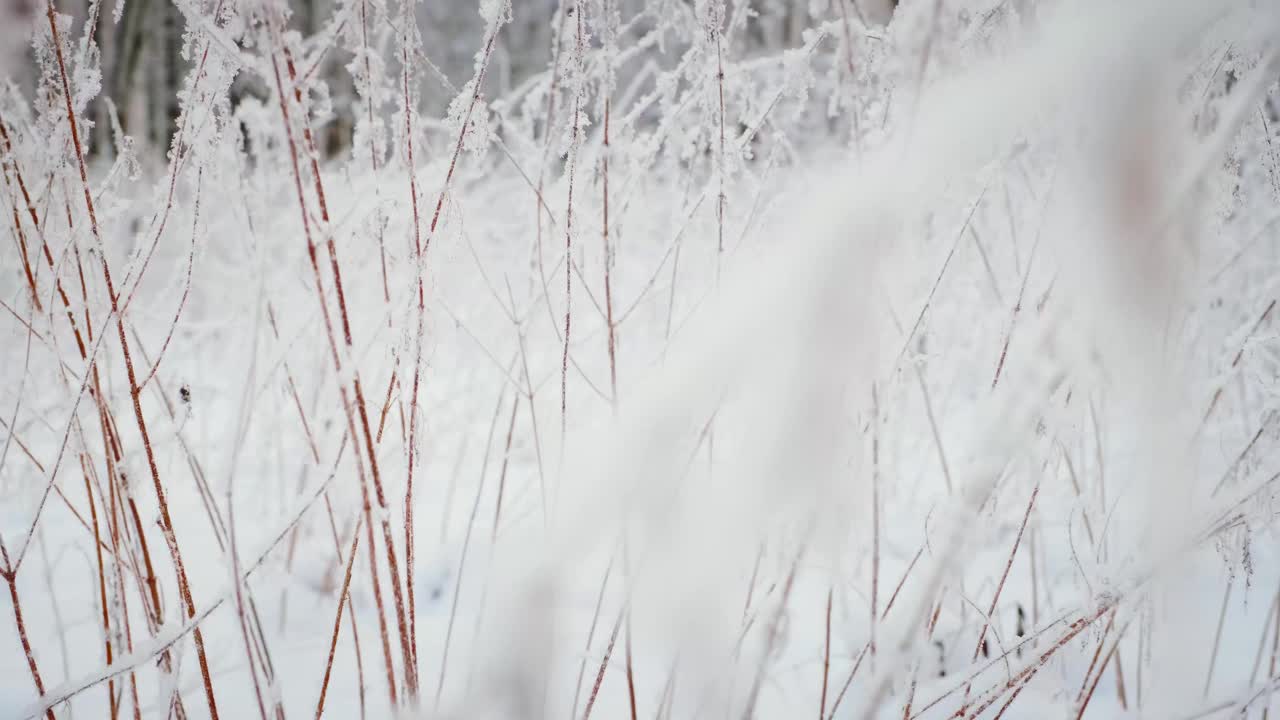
[{"x1": 1, "y1": 1, "x2": 1280, "y2": 719}]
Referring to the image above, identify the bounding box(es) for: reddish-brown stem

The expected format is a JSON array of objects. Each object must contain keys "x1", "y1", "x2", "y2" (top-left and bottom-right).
[
  {"x1": 820, "y1": 586, "x2": 833, "y2": 720},
  {"x1": 974, "y1": 484, "x2": 1040, "y2": 661},
  {"x1": 1114, "y1": 651, "x2": 1128, "y2": 711},
  {"x1": 562, "y1": 1, "x2": 587, "y2": 445},
  {"x1": 404, "y1": 367, "x2": 419, "y2": 689},
  {"x1": 266, "y1": 305, "x2": 322, "y2": 464},
  {"x1": 581, "y1": 611, "x2": 625, "y2": 720},
  {"x1": 1, "y1": 542, "x2": 55, "y2": 720},
  {"x1": 401, "y1": 29, "x2": 426, "y2": 681},
  {"x1": 603, "y1": 98, "x2": 618, "y2": 406},
  {"x1": 533, "y1": 1, "x2": 571, "y2": 349},
  {"x1": 0, "y1": 144, "x2": 40, "y2": 312},
  {"x1": 1201, "y1": 299, "x2": 1275, "y2": 431},
  {"x1": 137, "y1": 168, "x2": 203, "y2": 392},
  {"x1": 404, "y1": 11, "x2": 505, "y2": 697},
  {"x1": 6, "y1": 182, "x2": 42, "y2": 311},
  {"x1": 266, "y1": 37, "x2": 398, "y2": 705},
  {"x1": 316, "y1": 516, "x2": 364, "y2": 720},
  {"x1": 492, "y1": 396, "x2": 521, "y2": 539},
  {"x1": 82, "y1": 467, "x2": 117, "y2": 719},
  {"x1": 228, "y1": 499, "x2": 271, "y2": 720},
  {"x1": 376, "y1": 370, "x2": 397, "y2": 445},
  {"x1": 915, "y1": 366, "x2": 953, "y2": 493},
  {"x1": 883, "y1": 544, "x2": 927, "y2": 623},
  {"x1": 0, "y1": 113, "x2": 89, "y2": 362},
  {"x1": 625, "y1": 605, "x2": 638, "y2": 720},
  {"x1": 1075, "y1": 615, "x2": 1131, "y2": 720},
  {"x1": 742, "y1": 544, "x2": 763, "y2": 622},
  {"x1": 828, "y1": 537, "x2": 929, "y2": 720},
  {"x1": 572, "y1": 556, "x2": 617, "y2": 720},
  {"x1": 126, "y1": 496, "x2": 163, "y2": 626},
  {"x1": 398, "y1": 18, "x2": 426, "y2": 690},
  {"x1": 44, "y1": 3, "x2": 220, "y2": 716},
  {"x1": 120, "y1": 487, "x2": 188, "y2": 720},
  {"x1": 957, "y1": 484, "x2": 1040, "y2": 717},
  {"x1": 324, "y1": 498, "x2": 369, "y2": 720},
  {"x1": 707, "y1": 0, "x2": 727, "y2": 283},
  {"x1": 1204, "y1": 579, "x2": 1234, "y2": 697},
  {"x1": 966, "y1": 607, "x2": 1111, "y2": 719},
  {"x1": 273, "y1": 63, "x2": 408, "y2": 684},
  {"x1": 102, "y1": 455, "x2": 144, "y2": 720},
  {"x1": 1074, "y1": 610, "x2": 1116, "y2": 706}
]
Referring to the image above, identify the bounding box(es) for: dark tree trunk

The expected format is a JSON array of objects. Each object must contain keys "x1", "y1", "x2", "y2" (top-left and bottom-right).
[
  {"x1": 161, "y1": 2, "x2": 183, "y2": 149},
  {"x1": 109, "y1": 0, "x2": 151, "y2": 141}
]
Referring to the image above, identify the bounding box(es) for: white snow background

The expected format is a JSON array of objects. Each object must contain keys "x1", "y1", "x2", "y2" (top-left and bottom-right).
[{"x1": 3, "y1": 0, "x2": 1280, "y2": 718}]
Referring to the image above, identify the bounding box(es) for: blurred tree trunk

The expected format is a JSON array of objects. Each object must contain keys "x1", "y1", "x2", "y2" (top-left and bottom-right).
[
  {"x1": 108, "y1": 0, "x2": 151, "y2": 143},
  {"x1": 297, "y1": 0, "x2": 318, "y2": 35},
  {"x1": 90, "y1": 0, "x2": 115, "y2": 157},
  {"x1": 133, "y1": 2, "x2": 184, "y2": 151},
  {"x1": 160, "y1": 2, "x2": 184, "y2": 148}
]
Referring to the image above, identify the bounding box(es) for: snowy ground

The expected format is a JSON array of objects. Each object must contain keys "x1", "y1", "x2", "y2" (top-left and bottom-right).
[{"x1": 3, "y1": 0, "x2": 1280, "y2": 718}]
